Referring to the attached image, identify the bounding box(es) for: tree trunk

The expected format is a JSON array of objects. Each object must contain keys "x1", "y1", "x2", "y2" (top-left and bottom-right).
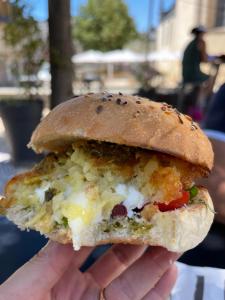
[{"x1": 48, "y1": 0, "x2": 73, "y2": 108}]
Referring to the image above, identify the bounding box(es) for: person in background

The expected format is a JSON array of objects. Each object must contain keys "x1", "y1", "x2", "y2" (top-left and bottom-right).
[
  {"x1": 181, "y1": 26, "x2": 219, "y2": 118},
  {"x1": 179, "y1": 133, "x2": 225, "y2": 268},
  {"x1": 182, "y1": 26, "x2": 211, "y2": 85},
  {"x1": 203, "y1": 83, "x2": 225, "y2": 132}
]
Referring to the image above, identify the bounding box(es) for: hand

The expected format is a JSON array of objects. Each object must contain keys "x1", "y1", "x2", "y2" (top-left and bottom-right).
[{"x1": 0, "y1": 241, "x2": 179, "y2": 300}]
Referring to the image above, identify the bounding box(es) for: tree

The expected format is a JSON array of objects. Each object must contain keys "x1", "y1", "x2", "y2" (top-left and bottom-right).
[
  {"x1": 48, "y1": 0, "x2": 73, "y2": 108},
  {"x1": 3, "y1": 0, "x2": 45, "y2": 91},
  {"x1": 74, "y1": 0, "x2": 137, "y2": 51}
]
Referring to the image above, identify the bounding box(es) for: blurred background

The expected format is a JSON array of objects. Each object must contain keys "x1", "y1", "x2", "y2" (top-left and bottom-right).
[{"x1": 0, "y1": 0, "x2": 225, "y2": 284}]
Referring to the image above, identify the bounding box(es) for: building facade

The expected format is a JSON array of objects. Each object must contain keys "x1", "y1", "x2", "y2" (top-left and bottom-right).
[
  {"x1": 154, "y1": 0, "x2": 225, "y2": 88},
  {"x1": 156, "y1": 0, "x2": 224, "y2": 54},
  {"x1": 216, "y1": 0, "x2": 225, "y2": 27}
]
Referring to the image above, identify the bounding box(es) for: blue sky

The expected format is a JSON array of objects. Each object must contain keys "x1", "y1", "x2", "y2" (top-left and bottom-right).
[{"x1": 27, "y1": 0, "x2": 175, "y2": 32}]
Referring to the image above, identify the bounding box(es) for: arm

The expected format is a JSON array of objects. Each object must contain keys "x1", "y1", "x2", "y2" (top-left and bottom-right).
[{"x1": 198, "y1": 39, "x2": 208, "y2": 62}]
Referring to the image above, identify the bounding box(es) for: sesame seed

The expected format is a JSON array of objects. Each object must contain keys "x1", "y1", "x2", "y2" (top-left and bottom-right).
[
  {"x1": 96, "y1": 105, "x2": 103, "y2": 114},
  {"x1": 133, "y1": 110, "x2": 140, "y2": 118},
  {"x1": 118, "y1": 92, "x2": 123, "y2": 95},
  {"x1": 136, "y1": 101, "x2": 141, "y2": 104},
  {"x1": 191, "y1": 121, "x2": 198, "y2": 130},
  {"x1": 174, "y1": 109, "x2": 184, "y2": 124},
  {"x1": 185, "y1": 114, "x2": 192, "y2": 121},
  {"x1": 122, "y1": 101, "x2": 128, "y2": 105},
  {"x1": 116, "y1": 98, "x2": 122, "y2": 105}
]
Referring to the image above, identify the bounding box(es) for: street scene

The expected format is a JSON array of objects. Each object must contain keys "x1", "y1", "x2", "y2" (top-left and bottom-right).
[{"x1": 0, "y1": 1, "x2": 225, "y2": 299}]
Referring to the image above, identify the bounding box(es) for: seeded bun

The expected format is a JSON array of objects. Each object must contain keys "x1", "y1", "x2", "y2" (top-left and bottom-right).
[{"x1": 29, "y1": 93, "x2": 213, "y2": 173}]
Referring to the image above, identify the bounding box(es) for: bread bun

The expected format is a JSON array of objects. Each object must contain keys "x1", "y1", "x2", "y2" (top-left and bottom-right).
[
  {"x1": 29, "y1": 93, "x2": 213, "y2": 173},
  {"x1": 1, "y1": 93, "x2": 214, "y2": 252},
  {"x1": 5, "y1": 187, "x2": 213, "y2": 252}
]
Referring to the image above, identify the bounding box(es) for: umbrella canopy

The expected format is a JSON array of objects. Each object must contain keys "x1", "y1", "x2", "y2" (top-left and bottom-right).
[
  {"x1": 103, "y1": 49, "x2": 145, "y2": 63},
  {"x1": 72, "y1": 50, "x2": 103, "y2": 64},
  {"x1": 72, "y1": 49, "x2": 145, "y2": 64},
  {"x1": 148, "y1": 50, "x2": 181, "y2": 61}
]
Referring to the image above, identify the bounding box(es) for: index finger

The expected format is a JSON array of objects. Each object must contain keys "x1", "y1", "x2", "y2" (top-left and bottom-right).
[
  {"x1": 104, "y1": 247, "x2": 180, "y2": 300},
  {"x1": 87, "y1": 244, "x2": 147, "y2": 287},
  {"x1": 0, "y1": 242, "x2": 92, "y2": 299}
]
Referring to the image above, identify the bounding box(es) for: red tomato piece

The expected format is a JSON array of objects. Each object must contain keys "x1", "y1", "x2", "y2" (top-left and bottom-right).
[{"x1": 155, "y1": 191, "x2": 190, "y2": 212}]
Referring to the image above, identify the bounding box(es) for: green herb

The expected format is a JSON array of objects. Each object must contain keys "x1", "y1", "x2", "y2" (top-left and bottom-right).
[
  {"x1": 189, "y1": 197, "x2": 216, "y2": 214},
  {"x1": 189, "y1": 186, "x2": 198, "y2": 199},
  {"x1": 101, "y1": 218, "x2": 153, "y2": 235},
  {"x1": 128, "y1": 219, "x2": 153, "y2": 234},
  {"x1": 62, "y1": 217, "x2": 69, "y2": 227},
  {"x1": 197, "y1": 199, "x2": 216, "y2": 214},
  {"x1": 114, "y1": 221, "x2": 123, "y2": 228}
]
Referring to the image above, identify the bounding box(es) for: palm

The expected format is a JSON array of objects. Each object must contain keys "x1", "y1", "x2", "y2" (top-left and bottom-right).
[{"x1": 0, "y1": 243, "x2": 178, "y2": 300}]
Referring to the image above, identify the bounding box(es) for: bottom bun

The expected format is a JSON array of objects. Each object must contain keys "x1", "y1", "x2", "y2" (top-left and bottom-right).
[{"x1": 16, "y1": 187, "x2": 214, "y2": 252}]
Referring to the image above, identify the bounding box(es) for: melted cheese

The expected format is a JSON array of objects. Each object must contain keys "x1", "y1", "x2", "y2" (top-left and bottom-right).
[{"x1": 61, "y1": 191, "x2": 102, "y2": 250}]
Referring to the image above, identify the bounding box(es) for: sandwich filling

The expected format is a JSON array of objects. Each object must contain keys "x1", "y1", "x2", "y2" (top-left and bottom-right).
[{"x1": 4, "y1": 140, "x2": 204, "y2": 250}]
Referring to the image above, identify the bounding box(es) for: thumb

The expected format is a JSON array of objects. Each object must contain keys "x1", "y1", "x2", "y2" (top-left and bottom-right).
[{"x1": 0, "y1": 241, "x2": 74, "y2": 300}]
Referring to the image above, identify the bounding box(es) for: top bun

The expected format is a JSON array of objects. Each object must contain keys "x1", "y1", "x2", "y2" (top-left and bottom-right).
[{"x1": 29, "y1": 93, "x2": 213, "y2": 172}]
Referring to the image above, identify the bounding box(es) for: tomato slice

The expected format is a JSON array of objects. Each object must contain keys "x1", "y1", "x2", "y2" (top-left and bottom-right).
[{"x1": 155, "y1": 191, "x2": 190, "y2": 212}]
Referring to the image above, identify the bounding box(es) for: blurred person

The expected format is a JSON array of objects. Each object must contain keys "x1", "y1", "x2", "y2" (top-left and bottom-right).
[
  {"x1": 181, "y1": 26, "x2": 219, "y2": 118},
  {"x1": 180, "y1": 131, "x2": 225, "y2": 267},
  {"x1": 182, "y1": 26, "x2": 211, "y2": 85},
  {"x1": 201, "y1": 132, "x2": 225, "y2": 222},
  {"x1": 203, "y1": 83, "x2": 225, "y2": 132},
  {"x1": 0, "y1": 242, "x2": 179, "y2": 300}
]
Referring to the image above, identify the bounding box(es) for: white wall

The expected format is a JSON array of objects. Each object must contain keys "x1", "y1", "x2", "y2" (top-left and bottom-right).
[{"x1": 156, "y1": 0, "x2": 218, "y2": 54}]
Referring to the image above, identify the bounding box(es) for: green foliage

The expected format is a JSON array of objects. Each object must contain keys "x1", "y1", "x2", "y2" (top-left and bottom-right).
[
  {"x1": 3, "y1": 0, "x2": 45, "y2": 85},
  {"x1": 74, "y1": 0, "x2": 138, "y2": 51}
]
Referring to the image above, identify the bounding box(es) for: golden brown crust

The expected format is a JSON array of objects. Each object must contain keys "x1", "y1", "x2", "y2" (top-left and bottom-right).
[{"x1": 29, "y1": 93, "x2": 213, "y2": 172}]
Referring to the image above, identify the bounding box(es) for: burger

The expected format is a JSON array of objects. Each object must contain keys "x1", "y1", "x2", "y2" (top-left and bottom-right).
[{"x1": 0, "y1": 93, "x2": 214, "y2": 252}]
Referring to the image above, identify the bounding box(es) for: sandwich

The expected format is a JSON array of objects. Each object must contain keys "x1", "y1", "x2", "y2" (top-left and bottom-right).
[{"x1": 0, "y1": 93, "x2": 214, "y2": 252}]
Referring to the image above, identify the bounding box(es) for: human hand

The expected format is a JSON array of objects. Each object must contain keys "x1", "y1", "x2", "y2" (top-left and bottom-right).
[{"x1": 0, "y1": 242, "x2": 179, "y2": 300}]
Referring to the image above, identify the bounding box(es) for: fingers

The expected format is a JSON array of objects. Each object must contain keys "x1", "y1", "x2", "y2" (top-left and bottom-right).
[
  {"x1": 0, "y1": 242, "x2": 92, "y2": 300},
  {"x1": 51, "y1": 247, "x2": 95, "y2": 300},
  {"x1": 87, "y1": 244, "x2": 147, "y2": 287},
  {"x1": 142, "y1": 264, "x2": 178, "y2": 300},
  {"x1": 71, "y1": 246, "x2": 94, "y2": 269},
  {"x1": 104, "y1": 247, "x2": 180, "y2": 300}
]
